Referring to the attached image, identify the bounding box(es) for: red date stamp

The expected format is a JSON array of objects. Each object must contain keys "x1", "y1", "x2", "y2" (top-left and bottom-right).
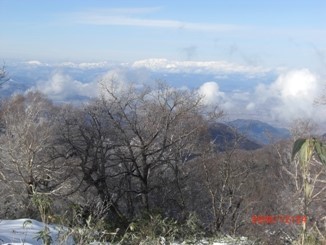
[{"x1": 251, "y1": 215, "x2": 306, "y2": 224}]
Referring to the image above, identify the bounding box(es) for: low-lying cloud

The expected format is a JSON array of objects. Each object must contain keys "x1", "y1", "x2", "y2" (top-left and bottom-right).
[
  {"x1": 255, "y1": 69, "x2": 323, "y2": 122},
  {"x1": 197, "y1": 69, "x2": 325, "y2": 125},
  {"x1": 14, "y1": 60, "x2": 325, "y2": 126},
  {"x1": 198, "y1": 81, "x2": 225, "y2": 105},
  {"x1": 34, "y1": 72, "x2": 98, "y2": 102}
]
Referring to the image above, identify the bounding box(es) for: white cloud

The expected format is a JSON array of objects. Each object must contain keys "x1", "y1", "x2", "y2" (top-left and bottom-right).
[
  {"x1": 100, "y1": 69, "x2": 127, "y2": 81},
  {"x1": 14, "y1": 60, "x2": 326, "y2": 126},
  {"x1": 246, "y1": 102, "x2": 255, "y2": 111},
  {"x1": 71, "y1": 8, "x2": 243, "y2": 32},
  {"x1": 253, "y1": 69, "x2": 325, "y2": 123},
  {"x1": 58, "y1": 61, "x2": 110, "y2": 69},
  {"x1": 87, "y1": 7, "x2": 162, "y2": 15},
  {"x1": 24, "y1": 60, "x2": 48, "y2": 66},
  {"x1": 195, "y1": 69, "x2": 326, "y2": 125},
  {"x1": 198, "y1": 82, "x2": 225, "y2": 105},
  {"x1": 34, "y1": 72, "x2": 98, "y2": 102},
  {"x1": 272, "y1": 69, "x2": 317, "y2": 98},
  {"x1": 97, "y1": 69, "x2": 137, "y2": 102},
  {"x1": 232, "y1": 91, "x2": 251, "y2": 101}
]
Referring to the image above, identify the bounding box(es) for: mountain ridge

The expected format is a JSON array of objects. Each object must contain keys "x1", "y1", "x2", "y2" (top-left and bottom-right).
[
  {"x1": 227, "y1": 119, "x2": 290, "y2": 145},
  {"x1": 209, "y1": 122, "x2": 262, "y2": 151}
]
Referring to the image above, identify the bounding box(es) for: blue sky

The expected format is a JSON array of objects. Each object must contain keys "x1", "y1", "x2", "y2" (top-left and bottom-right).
[{"x1": 1, "y1": 0, "x2": 326, "y2": 71}]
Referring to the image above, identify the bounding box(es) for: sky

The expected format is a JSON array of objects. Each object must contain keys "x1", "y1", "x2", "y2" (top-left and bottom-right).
[{"x1": 1, "y1": 0, "x2": 326, "y2": 70}]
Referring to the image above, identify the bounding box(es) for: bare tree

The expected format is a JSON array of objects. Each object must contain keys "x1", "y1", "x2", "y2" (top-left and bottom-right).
[
  {"x1": 188, "y1": 129, "x2": 257, "y2": 235},
  {"x1": 58, "y1": 102, "x2": 127, "y2": 222},
  {"x1": 99, "y1": 82, "x2": 205, "y2": 212},
  {"x1": 60, "y1": 81, "x2": 208, "y2": 222},
  {"x1": 0, "y1": 65, "x2": 8, "y2": 87},
  {"x1": 0, "y1": 92, "x2": 73, "y2": 217}
]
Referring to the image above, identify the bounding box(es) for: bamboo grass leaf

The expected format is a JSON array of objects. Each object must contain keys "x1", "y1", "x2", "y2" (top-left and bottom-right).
[
  {"x1": 292, "y1": 138, "x2": 307, "y2": 161},
  {"x1": 314, "y1": 140, "x2": 326, "y2": 165}
]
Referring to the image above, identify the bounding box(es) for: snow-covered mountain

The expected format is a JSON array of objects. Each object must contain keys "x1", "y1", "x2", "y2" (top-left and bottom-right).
[
  {"x1": 132, "y1": 58, "x2": 272, "y2": 75},
  {"x1": 21, "y1": 58, "x2": 274, "y2": 75}
]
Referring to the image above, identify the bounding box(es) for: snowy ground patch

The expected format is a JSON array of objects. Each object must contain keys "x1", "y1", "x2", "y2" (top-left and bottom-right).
[
  {"x1": 0, "y1": 219, "x2": 254, "y2": 244},
  {"x1": 0, "y1": 219, "x2": 74, "y2": 245}
]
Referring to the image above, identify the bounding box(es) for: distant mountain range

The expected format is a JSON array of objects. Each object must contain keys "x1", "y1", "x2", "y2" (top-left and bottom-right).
[
  {"x1": 209, "y1": 119, "x2": 291, "y2": 151},
  {"x1": 227, "y1": 119, "x2": 290, "y2": 145},
  {"x1": 209, "y1": 122, "x2": 262, "y2": 151}
]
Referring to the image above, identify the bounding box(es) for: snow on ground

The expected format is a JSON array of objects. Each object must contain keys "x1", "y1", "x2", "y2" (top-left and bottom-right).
[
  {"x1": 0, "y1": 219, "x2": 74, "y2": 245},
  {"x1": 0, "y1": 219, "x2": 252, "y2": 245}
]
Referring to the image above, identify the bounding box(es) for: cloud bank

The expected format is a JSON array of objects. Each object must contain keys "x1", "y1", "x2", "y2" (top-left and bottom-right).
[
  {"x1": 255, "y1": 69, "x2": 323, "y2": 122},
  {"x1": 198, "y1": 68, "x2": 325, "y2": 124},
  {"x1": 34, "y1": 69, "x2": 134, "y2": 102},
  {"x1": 10, "y1": 59, "x2": 325, "y2": 126},
  {"x1": 34, "y1": 72, "x2": 98, "y2": 102}
]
